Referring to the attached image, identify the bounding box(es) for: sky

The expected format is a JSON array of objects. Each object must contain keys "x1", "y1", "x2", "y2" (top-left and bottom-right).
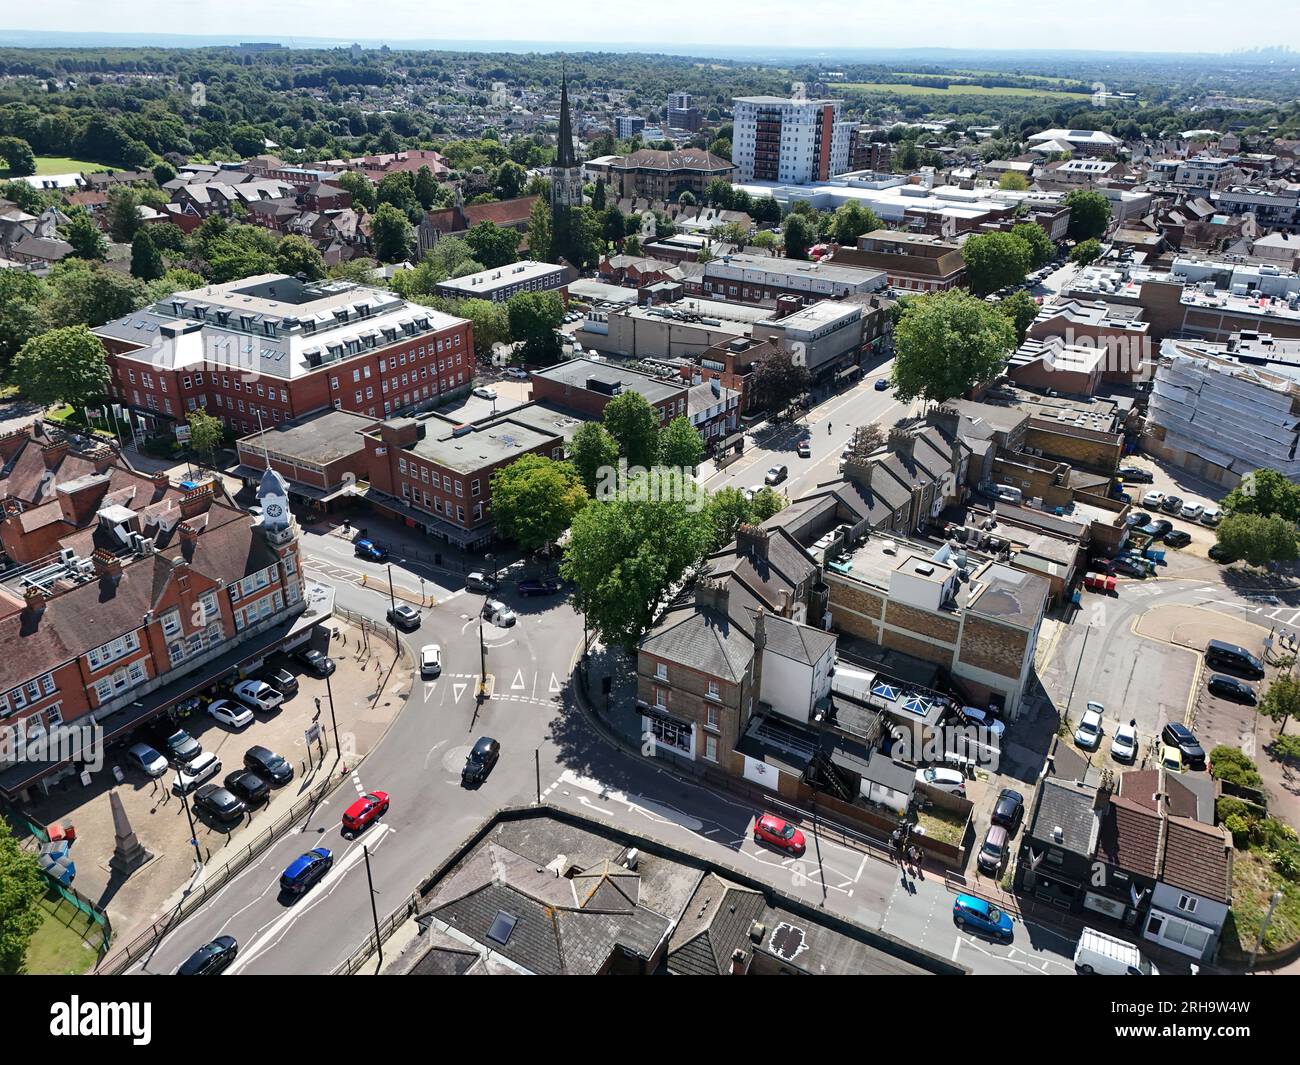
[{"x1": 4, "y1": 1, "x2": 1299, "y2": 56}]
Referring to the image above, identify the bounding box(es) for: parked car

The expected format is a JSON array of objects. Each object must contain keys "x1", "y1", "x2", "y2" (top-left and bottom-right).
[
  {"x1": 1208, "y1": 673, "x2": 1258, "y2": 705},
  {"x1": 1160, "y1": 744, "x2": 1185, "y2": 773},
  {"x1": 1199, "y1": 505, "x2": 1222, "y2": 526},
  {"x1": 232, "y1": 679, "x2": 283, "y2": 713},
  {"x1": 1180, "y1": 502, "x2": 1204, "y2": 521},
  {"x1": 207, "y1": 698, "x2": 255, "y2": 729},
  {"x1": 177, "y1": 935, "x2": 238, "y2": 976},
  {"x1": 1208, "y1": 544, "x2": 1236, "y2": 563},
  {"x1": 955, "y1": 704, "x2": 1006, "y2": 741},
  {"x1": 1137, "y1": 519, "x2": 1173, "y2": 539},
  {"x1": 1074, "y1": 927, "x2": 1158, "y2": 975},
  {"x1": 1160, "y1": 495, "x2": 1184, "y2": 515},
  {"x1": 874, "y1": 378, "x2": 890, "y2": 391},
  {"x1": 462, "y1": 736, "x2": 501, "y2": 785},
  {"x1": 353, "y1": 538, "x2": 389, "y2": 562},
  {"x1": 1205, "y1": 638, "x2": 1265, "y2": 679},
  {"x1": 1111, "y1": 721, "x2": 1139, "y2": 763},
  {"x1": 1160, "y1": 722, "x2": 1206, "y2": 770},
  {"x1": 796, "y1": 439, "x2": 812, "y2": 458},
  {"x1": 1163, "y1": 530, "x2": 1191, "y2": 548},
  {"x1": 1117, "y1": 466, "x2": 1154, "y2": 484},
  {"x1": 387, "y1": 603, "x2": 421, "y2": 630},
  {"x1": 223, "y1": 769, "x2": 270, "y2": 806},
  {"x1": 420, "y1": 644, "x2": 442, "y2": 678},
  {"x1": 915, "y1": 766, "x2": 966, "y2": 796},
  {"x1": 174, "y1": 752, "x2": 222, "y2": 795},
  {"x1": 280, "y1": 848, "x2": 333, "y2": 897},
  {"x1": 517, "y1": 578, "x2": 561, "y2": 597},
  {"x1": 1124, "y1": 511, "x2": 1150, "y2": 528},
  {"x1": 1111, "y1": 556, "x2": 1148, "y2": 578},
  {"x1": 504, "y1": 367, "x2": 530, "y2": 380},
  {"x1": 127, "y1": 742, "x2": 169, "y2": 778},
  {"x1": 1074, "y1": 702, "x2": 1105, "y2": 750},
  {"x1": 764, "y1": 464, "x2": 788, "y2": 486},
  {"x1": 194, "y1": 784, "x2": 247, "y2": 824},
  {"x1": 483, "y1": 600, "x2": 517, "y2": 626},
  {"x1": 952, "y1": 893, "x2": 1014, "y2": 942},
  {"x1": 154, "y1": 725, "x2": 202, "y2": 765},
  {"x1": 472, "y1": 386, "x2": 498, "y2": 401},
  {"x1": 244, "y1": 745, "x2": 294, "y2": 785},
  {"x1": 342, "y1": 791, "x2": 390, "y2": 834},
  {"x1": 753, "y1": 813, "x2": 806, "y2": 855},
  {"x1": 260, "y1": 667, "x2": 298, "y2": 697},
  {"x1": 465, "y1": 571, "x2": 497, "y2": 593},
  {"x1": 1141, "y1": 490, "x2": 1165, "y2": 509},
  {"x1": 977, "y1": 825, "x2": 1009, "y2": 875},
  {"x1": 294, "y1": 647, "x2": 335, "y2": 676},
  {"x1": 990, "y1": 789, "x2": 1024, "y2": 832}
]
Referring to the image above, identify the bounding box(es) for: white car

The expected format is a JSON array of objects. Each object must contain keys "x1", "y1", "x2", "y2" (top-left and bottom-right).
[
  {"x1": 1074, "y1": 702, "x2": 1105, "y2": 750},
  {"x1": 232, "y1": 679, "x2": 283, "y2": 713},
  {"x1": 1180, "y1": 502, "x2": 1204, "y2": 521},
  {"x1": 483, "y1": 600, "x2": 517, "y2": 627},
  {"x1": 743, "y1": 485, "x2": 763, "y2": 501},
  {"x1": 174, "y1": 752, "x2": 222, "y2": 794},
  {"x1": 957, "y1": 705, "x2": 1006, "y2": 740},
  {"x1": 207, "y1": 699, "x2": 255, "y2": 729},
  {"x1": 472, "y1": 386, "x2": 498, "y2": 401},
  {"x1": 915, "y1": 766, "x2": 967, "y2": 795},
  {"x1": 504, "y1": 368, "x2": 529, "y2": 380},
  {"x1": 127, "y1": 742, "x2": 169, "y2": 778},
  {"x1": 420, "y1": 644, "x2": 442, "y2": 677},
  {"x1": 1111, "y1": 721, "x2": 1139, "y2": 763},
  {"x1": 1141, "y1": 490, "x2": 1164, "y2": 509}
]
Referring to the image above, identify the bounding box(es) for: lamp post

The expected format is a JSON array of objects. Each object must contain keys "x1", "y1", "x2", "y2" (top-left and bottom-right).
[
  {"x1": 324, "y1": 670, "x2": 341, "y2": 758},
  {"x1": 363, "y1": 843, "x2": 384, "y2": 973},
  {"x1": 1249, "y1": 890, "x2": 1284, "y2": 972}
]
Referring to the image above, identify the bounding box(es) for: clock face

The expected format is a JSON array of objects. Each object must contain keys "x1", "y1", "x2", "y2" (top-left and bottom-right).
[{"x1": 265, "y1": 502, "x2": 285, "y2": 519}]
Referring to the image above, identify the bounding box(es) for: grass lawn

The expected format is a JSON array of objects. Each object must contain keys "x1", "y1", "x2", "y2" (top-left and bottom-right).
[
  {"x1": 21, "y1": 891, "x2": 106, "y2": 975},
  {"x1": 0, "y1": 155, "x2": 111, "y2": 180},
  {"x1": 916, "y1": 805, "x2": 967, "y2": 847},
  {"x1": 838, "y1": 82, "x2": 1091, "y2": 100},
  {"x1": 1227, "y1": 848, "x2": 1300, "y2": 955}
]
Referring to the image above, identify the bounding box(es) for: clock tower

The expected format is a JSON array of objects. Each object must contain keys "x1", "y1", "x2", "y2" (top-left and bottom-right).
[{"x1": 256, "y1": 466, "x2": 296, "y2": 548}]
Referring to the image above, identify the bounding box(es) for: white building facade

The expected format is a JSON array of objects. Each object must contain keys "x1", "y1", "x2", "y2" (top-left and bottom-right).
[{"x1": 732, "y1": 96, "x2": 850, "y2": 185}]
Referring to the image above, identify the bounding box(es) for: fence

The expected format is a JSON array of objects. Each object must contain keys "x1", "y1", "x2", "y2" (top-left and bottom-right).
[{"x1": 331, "y1": 890, "x2": 423, "y2": 975}]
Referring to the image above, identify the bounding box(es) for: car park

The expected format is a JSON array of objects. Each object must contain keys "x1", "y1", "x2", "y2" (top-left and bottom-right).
[
  {"x1": 177, "y1": 936, "x2": 238, "y2": 976},
  {"x1": 466, "y1": 571, "x2": 497, "y2": 593},
  {"x1": 260, "y1": 666, "x2": 298, "y2": 697},
  {"x1": 280, "y1": 848, "x2": 333, "y2": 897},
  {"x1": 977, "y1": 825, "x2": 1009, "y2": 875},
  {"x1": 387, "y1": 603, "x2": 421, "y2": 630},
  {"x1": 1160, "y1": 495, "x2": 1184, "y2": 515},
  {"x1": 154, "y1": 725, "x2": 202, "y2": 765},
  {"x1": 990, "y1": 789, "x2": 1024, "y2": 832},
  {"x1": 462, "y1": 736, "x2": 501, "y2": 785},
  {"x1": 232, "y1": 679, "x2": 283, "y2": 713},
  {"x1": 952, "y1": 894, "x2": 1013, "y2": 942},
  {"x1": 472, "y1": 386, "x2": 498, "y2": 401},
  {"x1": 1117, "y1": 466, "x2": 1154, "y2": 484},
  {"x1": 420, "y1": 644, "x2": 442, "y2": 677},
  {"x1": 1160, "y1": 722, "x2": 1206, "y2": 770},
  {"x1": 1074, "y1": 702, "x2": 1104, "y2": 749},
  {"x1": 753, "y1": 813, "x2": 806, "y2": 855},
  {"x1": 342, "y1": 791, "x2": 390, "y2": 834},
  {"x1": 915, "y1": 766, "x2": 966, "y2": 796},
  {"x1": 223, "y1": 769, "x2": 270, "y2": 806},
  {"x1": 207, "y1": 699, "x2": 255, "y2": 729},
  {"x1": 244, "y1": 745, "x2": 294, "y2": 785},
  {"x1": 353, "y1": 538, "x2": 389, "y2": 561},
  {"x1": 765, "y1": 464, "x2": 788, "y2": 486},
  {"x1": 874, "y1": 378, "x2": 890, "y2": 391},
  {"x1": 483, "y1": 600, "x2": 517, "y2": 626},
  {"x1": 194, "y1": 784, "x2": 247, "y2": 824},
  {"x1": 1180, "y1": 502, "x2": 1204, "y2": 521},
  {"x1": 517, "y1": 578, "x2": 561, "y2": 597},
  {"x1": 1111, "y1": 721, "x2": 1139, "y2": 763},
  {"x1": 1208, "y1": 673, "x2": 1257, "y2": 705},
  {"x1": 127, "y1": 742, "x2": 169, "y2": 777},
  {"x1": 1141, "y1": 490, "x2": 1164, "y2": 508},
  {"x1": 294, "y1": 647, "x2": 335, "y2": 676},
  {"x1": 1163, "y1": 530, "x2": 1192, "y2": 548},
  {"x1": 174, "y1": 752, "x2": 222, "y2": 794}
]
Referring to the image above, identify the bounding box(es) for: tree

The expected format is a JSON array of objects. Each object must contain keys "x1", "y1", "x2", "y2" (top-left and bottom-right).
[
  {"x1": 454, "y1": 298, "x2": 511, "y2": 361},
  {"x1": 560, "y1": 484, "x2": 713, "y2": 652},
  {"x1": 1224, "y1": 468, "x2": 1300, "y2": 523},
  {"x1": 275, "y1": 235, "x2": 327, "y2": 280},
  {"x1": 827, "y1": 202, "x2": 883, "y2": 246},
  {"x1": 491, "y1": 453, "x2": 587, "y2": 551},
  {"x1": 11, "y1": 325, "x2": 110, "y2": 410},
  {"x1": 603, "y1": 390, "x2": 661, "y2": 469},
  {"x1": 371, "y1": 203, "x2": 415, "y2": 263},
  {"x1": 601, "y1": 206, "x2": 627, "y2": 250},
  {"x1": 705, "y1": 487, "x2": 754, "y2": 551},
  {"x1": 1215, "y1": 512, "x2": 1299, "y2": 568},
  {"x1": 1071, "y1": 238, "x2": 1102, "y2": 266},
  {"x1": 0, "y1": 270, "x2": 49, "y2": 370},
  {"x1": 1063, "y1": 188, "x2": 1111, "y2": 241},
  {"x1": 130, "y1": 229, "x2": 164, "y2": 281},
  {"x1": 892, "y1": 290, "x2": 1016, "y2": 406},
  {"x1": 750, "y1": 487, "x2": 786, "y2": 522},
  {"x1": 106, "y1": 186, "x2": 140, "y2": 244},
  {"x1": 569, "y1": 422, "x2": 620, "y2": 495},
  {"x1": 1258, "y1": 675, "x2": 1300, "y2": 737},
  {"x1": 590, "y1": 178, "x2": 607, "y2": 212},
  {"x1": 998, "y1": 170, "x2": 1029, "y2": 191},
  {"x1": 961, "y1": 231, "x2": 1032, "y2": 296},
  {"x1": 44, "y1": 261, "x2": 145, "y2": 328},
  {"x1": 750, "y1": 229, "x2": 779, "y2": 254},
  {"x1": 336, "y1": 170, "x2": 377, "y2": 212},
  {"x1": 187, "y1": 407, "x2": 225, "y2": 465},
  {"x1": 376, "y1": 171, "x2": 420, "y2": 219},
  {"x1": 751, "y1": 347, "x2": 811, "y2": 416},
  {"x1": 1000, "y1": 289, "x2": 1039, "y2": 343},
  {"x1": 0, "y1": 817, "x2": 45, "y2": 974},
  {"x1": 782, "y1": 213, "x2": 816, "y2": 260},
  {"x1": 152, "y1": 161, "x2": 177, "y2": 186},
  {"x1": 414, "y1": 165, "x2": 439, "y2": 210},
  {"x1": 465, "y1": 220, "x2": 521, "y2": 269},
  {"x1": 62, "y1": 208, "x2": 106, "y2": 260},
  {"x1": 677, "y1": 190, "x2": 697, "y2": 207},
  {"x1": 0, "y1": 136, "x2": 37, "y2": 178},
  {"x1": 1209, "y1": 746, "x2": 1263, "y2": 788},
  {"x1": 505, "y1": 290, "x2": 564, "y2": 363},
  {"x1": 658, "y1": 416, "x2": 705, "y2": 471},
  {"x1": 1011, "y1": 222, "x2": 1054, "y2": 268},
  {"x1": 203, "y1": 224, "x2": 279, "y2": 282},
  {"x1": 527, "y1": 198, "x2": 554, "y2": 263}
]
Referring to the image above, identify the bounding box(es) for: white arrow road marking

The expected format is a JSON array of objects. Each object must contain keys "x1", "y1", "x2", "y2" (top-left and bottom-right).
[
  {"x1": 452, "y1": 682, "x2": 467, "y2": 703},
  {"x1": 422, "y1": 740, "x2": 447, "y2": 770},
  {"x1": 548, "y1": 672, "x2": 563, "y2": 694},
  {"x1": 561, "y1": 770, "x2": 703, "y2": 831},
  {"x1": 511, "y1": 669, "x2": 525, "y2": 690}
]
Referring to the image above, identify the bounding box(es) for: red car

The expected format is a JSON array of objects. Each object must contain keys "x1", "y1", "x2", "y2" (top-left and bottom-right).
[
  {"x1": 342, "y1": 791, "x2": 390, "y2": 834},
  {"x1": 753, "y1": 813, "x2": 806, "y2": 855}
]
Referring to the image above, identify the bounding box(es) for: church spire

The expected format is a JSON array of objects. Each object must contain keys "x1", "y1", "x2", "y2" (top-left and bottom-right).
[{"x1": 556, "y1": 68, "x2": 577, "y2": 169}]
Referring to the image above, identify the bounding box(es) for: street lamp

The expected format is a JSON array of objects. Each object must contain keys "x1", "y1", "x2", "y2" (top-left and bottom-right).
[{"x1": 324, "y1": 671, "x2": 341, "y2": 758}]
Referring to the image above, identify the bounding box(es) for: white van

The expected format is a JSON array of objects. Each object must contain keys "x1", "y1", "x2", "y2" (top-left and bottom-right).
[
  {"x1": 993, "y1": 484, "x2": 1023, "y2": 505},
  {"x1": 1073, "y1": 927, "x2": 1159, "y2": 975}
]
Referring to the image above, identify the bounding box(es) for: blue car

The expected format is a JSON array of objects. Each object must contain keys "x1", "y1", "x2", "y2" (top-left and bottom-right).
[
  {"x1": 353, "y1": 539, "x2": 389, "y2": 562},
  {"x1": 953, "y1": 893, "x2": 1014, "y2": 942},
  {"x1": 874, "y1": 378, "x2": 890, "y2": 391},
  {"x1": 280, "y1": 848, "x2": 333, "y2": 897}
]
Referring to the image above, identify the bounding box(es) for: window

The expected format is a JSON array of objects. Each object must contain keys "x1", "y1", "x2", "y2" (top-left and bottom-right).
[
  {"x1": 161, "y1": 609, "x2": 182, "y2": 638},
  {"x1": 706, "y1": 679, "x2": 720, "y2": 701},
  {"x1": 704, "y1": 734, "x2": 718, "y2": 762},
  {"x1": 471, "y1": 479, "x2": 480, "y2": 497},
  {"x1": 706, "y1": 705, "x2": 720, "y2": 731},
  {"x1": 1177, "y1": 895, "x2": 1199, "y2": 914},
  {"x1": 655, "y1": 662, "x2": 667, "y2": 680},
  {"x1": 649, "y1": 714, "x2": 691, "y2": 754}
]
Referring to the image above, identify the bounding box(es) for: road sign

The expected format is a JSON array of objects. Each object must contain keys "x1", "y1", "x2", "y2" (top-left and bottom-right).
[
  {"x1": 174, "y1": 424, "x2": 191, "y2": 443},
  {"x1": 305, "y1": 723, "x2": 322, "y2": 745}
]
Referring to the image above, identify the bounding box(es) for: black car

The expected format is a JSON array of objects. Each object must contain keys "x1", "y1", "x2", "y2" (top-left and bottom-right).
[
  {"x1": 517, "y1": 578, "x2": 561, "y2": 597},
  {"x1": 1208, "y1": 544, "x2": 1236, "y2": 563},
  {"x1": 1164, "y1": 530, "x2": 1192, "y2": 548},
  {"x1": 1111, "y1": 557, "x2": 1148, "y2": 578},
  {"x1": 1161, "y1": 722, "x2": 1207, "y2": 771},
  {"x1": 1117, "y1": 467, "x2": 1154, "y2": 484},
  {"x1": 1160, "y1": 495, "x2": 1184, "y2": 515},
  {"x1": 244, "y1": 745, "x2": 294, "y2": 786},
  {"x1": 194, "y1": 784, "x2": 247, "y2": 824},
  {"x1": 990, "y1": 788, "x2": 1025, "y2": 833},
  {"x1": 1138, "y1": 519, "x2": 1173, "y2": 539},
  {"x1": 293, "y1": 647, "x2": 335, "y2": 676},
  {"x1": 224, "y1": 769, "x2": 270, "y2": 806},
  {"x1": 1208, "y1": 673, "x2": 1258, "y2": 705},
  {"x1": 153, "y1": 725, "x2": 203, "y2": 765},
  {"x1": 177, "y1": 935, "x2": 238, "y2": 976},
  {"x1": 462, "y1": 736, "x2": 500, "y2": 786},
  {"x1": 260, "y1": 667, "x2": 298, "y2": 697},
  {"x1": 1124, "y1": 511, "x2": 1151, "y2": 528}
]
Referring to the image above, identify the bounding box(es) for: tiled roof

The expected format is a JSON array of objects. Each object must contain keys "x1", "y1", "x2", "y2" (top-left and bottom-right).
[
  {"x1": 666, "y1": 873, "x2": 765, "y2": 975},
  {"x1": 640, "y1": 604, "x2": 754, "y2": 682},
  {"x1": 1096, "y1": 795, "x2": 1163, "y2": 878},
  {"x1": 1030, "y1": 777, "x2": 1100, "y2": 855},
  {"x1": 1161, "y1": 817, "x2": 1232, "y2": 904}
]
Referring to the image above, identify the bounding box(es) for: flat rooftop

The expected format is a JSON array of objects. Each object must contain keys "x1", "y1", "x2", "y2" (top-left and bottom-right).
[
  {"x1": 237, "y1": 408, "x2": 376, "y2": 465},
  {"x1": 407, "y1": 418, "x2": 559, "y2": 475},
  {"x1": 532, "y1": 358, "x2": 683, "y2": 405},
  {"x1": 436, "y1": 260, "x2": 565, "y2": 296}
]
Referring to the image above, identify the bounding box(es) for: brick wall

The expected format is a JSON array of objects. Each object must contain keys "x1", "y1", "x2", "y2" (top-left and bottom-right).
[
  {"x1": 880, "y1": 628, "x2": 955, "y2": 668},
  {"x1": 883, "y1": 601, "x2": 960, "y2": 645},
  {"x1": 957, "y1": 616, "x2": 1028, "y2": 680},
  {"x1": 1024, "y1": 424, "x2": 1121, "y2": 471}
]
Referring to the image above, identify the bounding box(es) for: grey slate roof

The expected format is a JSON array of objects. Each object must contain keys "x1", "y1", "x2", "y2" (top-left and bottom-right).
[
  {"x1": 1030, "y1": 777, "x2": 1101, "y2": 856},
  {"x1": 640, "y1": 604, "x2": 754, "y2": 682},
  {"x1": 666, "y1": 873, "x2": 766, "y2": 975}
]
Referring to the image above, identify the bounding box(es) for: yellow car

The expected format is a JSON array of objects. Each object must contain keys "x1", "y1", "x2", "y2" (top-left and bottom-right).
[{"x1": 1160, "y1": 744, "x2": 1185, "y2": 773}]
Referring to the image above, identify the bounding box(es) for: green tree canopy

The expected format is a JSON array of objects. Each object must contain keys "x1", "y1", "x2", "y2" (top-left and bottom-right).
[
  {"x1": 335, "y1": 170, "x2": 377, "y2": 212},
  {"x1": 1259, "y1": 674, "x2": 1300, "y2": 736},
  {"x1": 1070, "y1": 238, "x2": 1102, "y2": 266},
  {"x1": 603, "y1": 390, "x2": 661, "y2": 469},
  {"x1": 569, "y1": 421, "x2": 620, "y2": 496},
  {"x1": 187, "y1": 407, "x2": 225, "y2": 464},
  {"x1": 658, "y1": 415, "x2": 705, "y2": 471},
  {"x1": 782, "y1": 213, "x2": 816, "y2": 260},
  {"x1": 998, "y1": 170, "x2": 1029, "y2": 191},
  {"x1": 106, "y1": 186, "x2": 141, "y2": 244},
  {"x1": 465, "y1": 220, "x2": 521, "y2": 269},
  {"x1": 505, "y1": 290, "x2": 564, "y2": 364},
  {"x1": 1063, "y1": 188, "x2": 1112, "y2": 242},
  {"x1": 1215, "y1": 512, "x2": 1299, "y2": 568},
  {"x1": 751, "y1": 347, "x2": 811, "y2": 416},
  {"x1": 1010, "y1": 221, "x2": 1054, "y2": 268},
  {"x1": 452, "y1": 298, "x2": 510, "y2": 361},
  {"x1": 0, "y1": 136, "x2": 37, "y2": 177},
  {"x1": 1224, "y1": 468, "x2": 1300, "y2": 522},
  {"x1": 1000, "y1": 289, "x2": 1040, "y2": 343},
  {"x1": 129, "y1": 229, "x2": 165, "y2": 281},
  {"x1": 527, "y1": 197, "x2": 553, "y2": 262},
  {"x1": 961, "y1": 231, "x2": 1032, "y2": 296},
  {"x1": 274, "y1": 234, "x2": 327, "y2": 281},
  {"x1": 491, "y1": 453, "x2": 587, "y2": 551},
  {"x1": 0, "y1": 817, "x2": 45, "y2": 974},
  {"x1": 826, "y1": 201, "x2": 883, "y2": 246},
  {"x1": 11, "y1": 325, "x2": 110, "y2": 410},
  {"x1": 892, "y1": 290, "x2": 1016, "y2": 406},
  {"x1": 62, "y1": 208, "x2": 106, "y2": 260},
  {"x1": 371, "y1": 203, "x2": 415, "y2": 264}
]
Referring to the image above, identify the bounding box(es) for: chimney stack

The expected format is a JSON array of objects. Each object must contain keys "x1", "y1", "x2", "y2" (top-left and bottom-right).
[
  {"x1": 90, "y1": 445, "x2": 116, "y2": 475},
  {"x1": 23, "y1": 584, "x2": 46, "y2": 617},
  {"x1": 152, "y1": 471, "x2": 171, "y2": 492},
  {"x1": 92, "y1": 548, "x2": 123, "y2": 579},
  {"x1": 730, "y1": 948, "x2": 749, "y2": 975},
  {"x1": 736, "y1": 523, "x2": 770, "y2": 561},
  {"x1": 753, "y1": 606, "x2": 767, "y2": 651},
  {"x1": 178, "y1": 483, "x2": 214, "y2": 519},
  {"x1": 842, "y1": 457, "x2": 874, "y2": 492},
  {"x1": 695, "y1": 576, "x2": 730, "y2": 614},
  {"x1": 888, "y1": 426, "x2": 916, "y2": 460},
  {"x1": 40, "y1": 439, "x2": 70, "y2": 470}
]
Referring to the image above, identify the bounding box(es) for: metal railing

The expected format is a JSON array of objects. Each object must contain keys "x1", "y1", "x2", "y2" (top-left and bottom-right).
[{"x1": 331, "y1": 890, "x2": 422, "y2": 975}]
